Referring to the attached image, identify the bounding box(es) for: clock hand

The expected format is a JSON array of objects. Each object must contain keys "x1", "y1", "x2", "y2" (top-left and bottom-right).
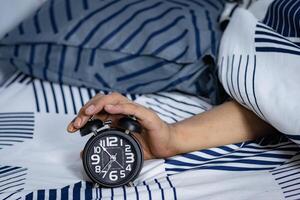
[
  {"x1": 100, "y1": 153, "x2": 118, "y2": 173},
  {"x1": 101, "y1": 165, "x2": 110, "y2": 178},
  {"x1": 111, "y1": 153, "x2": 124, "y2": 169},
  {"x1": 99, "y1": 143, "x2": 114, "y2": 158},
  {"x1": 104, "y1": 162, "x2": 113, "y2": 176},
  {"x1": 101, "y1": 159, "x2": 114, "y2": 173},
  {"x1": 113, "y1": 160, "x2": 123, "y2": 169}
]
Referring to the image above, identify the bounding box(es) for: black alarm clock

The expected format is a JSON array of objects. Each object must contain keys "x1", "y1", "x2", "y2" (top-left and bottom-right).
[{"x1": 80, "y1": 116, "x2": 144, "y2": 188}]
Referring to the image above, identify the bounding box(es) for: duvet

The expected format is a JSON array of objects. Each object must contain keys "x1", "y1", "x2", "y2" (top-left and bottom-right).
[
  {"x1": 1, "y1": 0, "x2": 300, "y2": 199},
  {"x1": 0, "y1": 70, "x2": 300, "y2": 200}
]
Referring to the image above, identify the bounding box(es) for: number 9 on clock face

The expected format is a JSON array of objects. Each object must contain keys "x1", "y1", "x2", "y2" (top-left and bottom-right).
[{"x1": 82, "y1": 130, "x2": 143, "y2": 187}]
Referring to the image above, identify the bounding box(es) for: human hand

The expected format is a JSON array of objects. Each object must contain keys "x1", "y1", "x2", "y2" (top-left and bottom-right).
[{"x1": 67, "y1": 92, "x2": 179, "y2": 160}]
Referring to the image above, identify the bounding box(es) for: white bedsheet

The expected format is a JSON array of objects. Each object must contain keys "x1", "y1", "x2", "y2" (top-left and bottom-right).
[{"x1": 0, "y1": 71, "x2": 299, "y2": 200}]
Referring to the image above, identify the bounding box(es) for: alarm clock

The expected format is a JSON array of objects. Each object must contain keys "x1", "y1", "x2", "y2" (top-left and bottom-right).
[{"x1": 80, "y1": 116, "x2": 144, "y2": 188}]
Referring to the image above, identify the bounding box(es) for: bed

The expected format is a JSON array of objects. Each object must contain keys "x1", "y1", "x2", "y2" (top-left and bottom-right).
[
  {"x1": 0, "y1": 69, "x2": 299, "y2": 200},
  {"x1": 1, "y1": 0, "x2": 300, "y2": 199}
]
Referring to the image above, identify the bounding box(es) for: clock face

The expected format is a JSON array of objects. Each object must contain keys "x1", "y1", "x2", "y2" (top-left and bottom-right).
[{"x1": 83, "y1": 130, "x2": 143, "y2": 187}]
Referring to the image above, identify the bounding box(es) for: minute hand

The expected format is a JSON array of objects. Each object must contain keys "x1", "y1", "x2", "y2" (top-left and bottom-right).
[{"x1": 99, "y1": 143, "x2": 113, "y2": 158}]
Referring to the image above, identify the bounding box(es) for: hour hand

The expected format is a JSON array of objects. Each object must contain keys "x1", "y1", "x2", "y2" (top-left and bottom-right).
[{"x1": 101, "y1": 159, "x2": 113, "y2": 173}]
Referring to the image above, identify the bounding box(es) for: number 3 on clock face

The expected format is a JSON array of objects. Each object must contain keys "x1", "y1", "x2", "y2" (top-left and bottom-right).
[
  {"x1": 125, "y1": 144, "x2": 134, "y2": 172},
  {"x1": 125, "y1": 144, "x2": 134, "y2": 164}
]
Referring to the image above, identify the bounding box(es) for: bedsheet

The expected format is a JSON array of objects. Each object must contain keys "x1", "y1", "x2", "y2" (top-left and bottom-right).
[{"x1": 0, "y1": 71, "x2": 300, "y2": 200}]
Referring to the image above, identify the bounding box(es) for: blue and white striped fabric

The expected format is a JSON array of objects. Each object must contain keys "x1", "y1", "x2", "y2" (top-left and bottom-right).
[
  {"x1": 262, "y1": 0, "x2": 300, "y2": 46},
  {"x1": 217, "y1": 2, "x2": 300, "y2": 145},
  {"x1": 0, "y1": 165, "x2": 28, "y2": 199},
  {"x1": 0, "y1": 112, "x2": 34, "y2": 150},
  {"x1": 1, "y1": 69, "x2": 300, "y2": 199},
  {"x1": 271, "y1": 153, "x2": 300, "y2": 200},
  {"x1": 0, "y1": 0, "x2": 225, "y2": 104}
]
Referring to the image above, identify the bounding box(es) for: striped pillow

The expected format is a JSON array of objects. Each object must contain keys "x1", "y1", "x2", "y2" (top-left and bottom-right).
[
  {"x1": 0, "y1": 0, "x2": 46, "y2": 39},
  {"x1": 218, "y1": 4, "x2": 300, "y2": 144},
  {"x1": 0, "y1": 0, "x2": 225, "y2": 103}
]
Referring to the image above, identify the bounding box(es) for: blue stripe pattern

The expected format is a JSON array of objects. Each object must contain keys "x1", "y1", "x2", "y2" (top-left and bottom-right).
[
  {"x1": 0, "y1": 72, "x2": 208, "y2": 199},
  {"x1": 255, "y1": 23, "x2": 300, "y2": 56},
  {"x1": 0, "y1": 165, "x2": 27, "y2": 200},
  {"x1": 0, "y1": 112, "x2": 34, "y2": 150},
  {"x1": 24, "y1": 178, "x2": 178, "y2": 200},
  {"x1": 2, "y1": 72, "x2": 140, "y2": 115},
  {"x1": 262, "y1": 0, "x2": 300, "y2": 39},
  {"x1": 0, "y1": 0, "x2": 224, "y2": 104},
  {"x1": 165, "y1": 135, "x2": 299, "y2": 174},
  {"x1": 2, "y1": 69, "x2": 300, "y2": 199},
  {"x1": 271, "y1": 153, "x2": 300, "y2": 199},
  {"x1": 219, "y1": 54, "x2": 266, "y2": 120}
]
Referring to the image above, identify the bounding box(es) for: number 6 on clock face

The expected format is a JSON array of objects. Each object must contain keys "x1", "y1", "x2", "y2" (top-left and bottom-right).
[{"x1": 109, "y1": 171, "x2": 118, "y2": 181}]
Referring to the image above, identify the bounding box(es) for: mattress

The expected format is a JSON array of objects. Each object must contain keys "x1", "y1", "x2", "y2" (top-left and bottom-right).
[{"x1": 0, "y1": 70, "x2": 300, "y2": 200}]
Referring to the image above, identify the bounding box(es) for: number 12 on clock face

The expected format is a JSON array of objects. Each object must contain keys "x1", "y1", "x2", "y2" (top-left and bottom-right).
[{"x1": 99, "y1": 137, "x2": 124, "y2": 147}]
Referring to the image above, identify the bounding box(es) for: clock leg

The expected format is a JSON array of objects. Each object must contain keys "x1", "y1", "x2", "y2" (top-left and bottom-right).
[{"x1": 127, "y1": 181, "x2": 134, "y2": 187}]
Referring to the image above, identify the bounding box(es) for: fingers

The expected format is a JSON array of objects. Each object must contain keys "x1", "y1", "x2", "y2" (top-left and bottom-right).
[
  {"x1": 76, "y1": 94, "x2": 106, "y2": 129},
  {"x1": 67, "y1": 113, "x2": 108, "y2": 133},
  {"x1": 104, "y1": 102, "x2": 160, "y2": 131},
  {"x1": 67, "y1": 94, "x2": 104, "y2": 132},
  {"x1": 86, "y1": 92, "x2": 129, "y2": 115},
  {"x1": 67, "y1": 92, "x2": 129, "y2": 132},
  {"x1": 67, "y1": 117, "x2": 77, "y2": 133}
]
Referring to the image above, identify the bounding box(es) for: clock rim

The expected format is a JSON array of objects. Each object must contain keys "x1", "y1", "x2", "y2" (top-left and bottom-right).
[{"x1": 82, "y1": 129, "x2": 143, "y2": 188}]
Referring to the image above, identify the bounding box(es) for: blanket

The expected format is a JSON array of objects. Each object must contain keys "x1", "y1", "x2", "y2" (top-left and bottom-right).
[
  {"x1": 217, "y1": 0, "x2": 300, "y2": 143},
  {"x1": 0, "y1": 71, "x2": 300, "y2": 200}
]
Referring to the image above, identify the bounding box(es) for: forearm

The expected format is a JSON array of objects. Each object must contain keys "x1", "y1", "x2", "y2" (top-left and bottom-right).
[{"x1": 171, "y1": 100, "x2": 277, "y2": 155}]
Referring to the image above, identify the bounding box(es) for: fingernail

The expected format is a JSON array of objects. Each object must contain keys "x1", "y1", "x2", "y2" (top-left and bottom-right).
[
  {"x1": 67, "y1": 124, "x2": 76, "y2": 132},
  {"x1": 74, "y1": 117, "x2": 82, "y2": 127},
  {"x1": 85, "y1": 105, "x2": 96, "y2": 115}
]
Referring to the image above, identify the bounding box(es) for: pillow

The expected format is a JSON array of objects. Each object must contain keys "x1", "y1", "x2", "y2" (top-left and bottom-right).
[
  {"x1": 0, "y1": 61, "x2": 17, "y2": 87},
  {"x1": 0, "y1": 0, "x2": 46, "y2": 39},
  {"x1": 0, "y1": 0, "x2": 46, "y2": 85},
  {"x1": 0, "y1": 0, "x2": 225, "y2": 104},
  {"x1": 217, "y1": 5, "x2": 300, "y2": 144}
]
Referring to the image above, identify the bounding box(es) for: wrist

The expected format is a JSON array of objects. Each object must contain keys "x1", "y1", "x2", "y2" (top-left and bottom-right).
[
  {"x1": 167, "y1": 123, "x2": 183, "y2": 156},
  {"x1": 168, "y1": 120, "x2": 208, "y2": 155}
]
